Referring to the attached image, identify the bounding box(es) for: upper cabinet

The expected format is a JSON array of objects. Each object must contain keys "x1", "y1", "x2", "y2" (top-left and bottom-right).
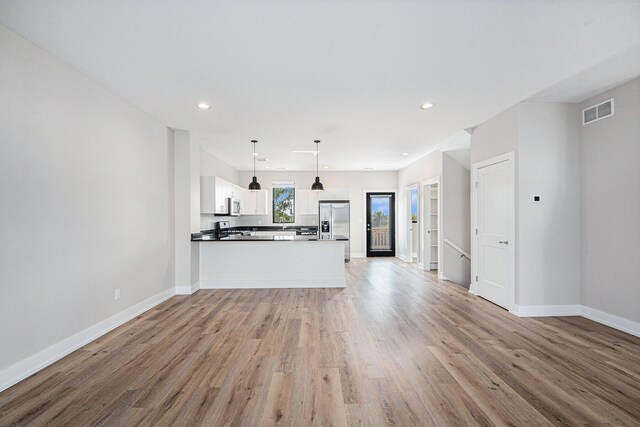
[
  {"x1": 242, "y1": 188, "x2": 269, "y2": 215},
  {"x1": 319, "y1": 188, "x2": 349, "y2": 201},
  {"x1": 201, "y1": 176, "x2": 229, "y2": 214},
  {"x1": 201, "y1": 176, "x2": 247, "y2": 214},
  {"x1": 297, "y1": 189, "x2": 319, "y2": 215}
]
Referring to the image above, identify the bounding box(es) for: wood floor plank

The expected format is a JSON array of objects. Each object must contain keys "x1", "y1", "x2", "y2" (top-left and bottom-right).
[{"x1": 1, "y1": 258, "x2": 640, "y2": 426}]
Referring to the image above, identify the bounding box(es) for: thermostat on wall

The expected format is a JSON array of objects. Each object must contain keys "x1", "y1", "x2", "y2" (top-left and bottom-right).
[{"x1": 532, "y1": 195, "x2": 541, "y2": 202}]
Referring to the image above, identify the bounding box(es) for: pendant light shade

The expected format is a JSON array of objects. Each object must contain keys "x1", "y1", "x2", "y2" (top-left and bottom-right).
[
  {"x1": 311, "y1": 139, "x2": 324, "y2": 191},
  {"x1": 248, "y1": 140, "x2": 261, "y2": 191}
]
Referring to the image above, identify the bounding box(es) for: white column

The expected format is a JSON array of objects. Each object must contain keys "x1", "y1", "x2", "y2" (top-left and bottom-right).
[{"x1": 174, "y1": 129, "x2": 201, "y2": 294}]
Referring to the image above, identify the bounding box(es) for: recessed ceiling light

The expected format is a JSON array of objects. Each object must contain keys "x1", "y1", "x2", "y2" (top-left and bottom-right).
[
  {"x1": 276, "y1": 167, "x2": 287, "y2": 170},
  {"x1": 265, "y1": 166, "x2": 271, "y2": 169},
  {"x1": 364, "y1": 167, "x2": 374, "y2": 170},
  {"x1": 384, "y1": 166, "x2": 390, "y2": 169},
  {"x1": 323, "y1": 166, "x2": 329, "y2": 169},
  {"x1": 421, "y1": 103, "x2": 435, "y2": 109},
  {"x1": 402, "y1": 152, "x2": 409, "y2": 156},
  {"x1": 252, "y1": 152, "x2": 259, "y2": 156},
  {"x1": 197, "y1": 103, "x2": 211, "y2": 110}
]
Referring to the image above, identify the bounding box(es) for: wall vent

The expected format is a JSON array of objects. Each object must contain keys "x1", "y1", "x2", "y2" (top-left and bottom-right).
[{"x1": 582, "y1": 98, "x2": 614, "y2": 125}]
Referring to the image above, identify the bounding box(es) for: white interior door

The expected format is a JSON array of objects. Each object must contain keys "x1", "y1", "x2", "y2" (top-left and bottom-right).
[
  {"x1": 406, "y1": 187, "x2": 413, "y2": 261},
  {"x1": 475, "y1": 157, "x2": 513, "y2": 309},
  {"x1": 423, "y1": 184, "x2": 432, "y2": 269}
]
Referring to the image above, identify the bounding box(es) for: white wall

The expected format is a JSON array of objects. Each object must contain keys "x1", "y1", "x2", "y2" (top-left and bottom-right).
[
  {"x1": 442, "y1": 153, "x2": 471, "y2": 286},
  {"x1": 0, "y1": 25, "x2": 174, "y2": 375},
  {"x1": 470, "y1": 102, "x2": 582, "y2": 307},
  {"x1": 470, "y1": 105, "x2": 520, "y2": 165},
  {"x1": 237, "y1": 170, "x2": 397, "y2": 257},
  {"x1": 200, "y1": 146, "x2": 240, "y2": 184},
  {"x1": 517, "y1": 103, "x2": 581, "y2": 306},
  {"x1": 397, "y1": 150, "x2": 443, "y2": 263},
  {"x1": 580, "y1": 77, "x2": 640, "y2": 324}
]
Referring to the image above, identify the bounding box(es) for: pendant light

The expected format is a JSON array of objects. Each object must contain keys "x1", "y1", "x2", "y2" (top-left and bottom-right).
[
  {"x1": 248, "y1": 140, "x2": 261, "y2": 191},
  {"x1": 311, "y1": 139, "x2": 324, "y2": 191}
]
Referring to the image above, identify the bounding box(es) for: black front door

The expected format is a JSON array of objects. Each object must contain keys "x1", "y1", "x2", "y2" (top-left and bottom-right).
[{"x1": 366, "y1": 192, "x2": 395, "y2": 257}]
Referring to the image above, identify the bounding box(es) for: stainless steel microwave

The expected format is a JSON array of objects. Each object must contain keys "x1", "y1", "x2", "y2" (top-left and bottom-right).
[{"x1": 227, "y1": 197, "x2": 241, "y2": 216}]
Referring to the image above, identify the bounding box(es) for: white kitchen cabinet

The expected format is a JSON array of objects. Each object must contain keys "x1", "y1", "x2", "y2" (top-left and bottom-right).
[
  {"x1": 241, "y1": 189, "x2": 269, "y2": 215},
  {"x1": 318, "y1": 188, "x2": 349, "y2": 201},
  {"x1": 255, "y1": 189, "x2": 269, "y2": 215},
  {"x1": 229, "y1": 183, "x2": 243, "y2": 199},
  {"x1": 201, "y1": 176, "x2": 231, "y2": 214},
  {"x1": 297, "y1": 189, "x2": 319, "y2": 215}
]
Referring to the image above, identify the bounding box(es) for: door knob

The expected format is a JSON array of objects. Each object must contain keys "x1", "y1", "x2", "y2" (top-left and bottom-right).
[{"x1": 499, "y1": 240, "x2": 509, "y2": 245}]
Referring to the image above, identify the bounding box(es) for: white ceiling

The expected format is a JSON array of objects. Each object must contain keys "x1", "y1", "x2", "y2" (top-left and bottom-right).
[{"x1": 1, "y1": 1, "x2": 638, "y2": 171}]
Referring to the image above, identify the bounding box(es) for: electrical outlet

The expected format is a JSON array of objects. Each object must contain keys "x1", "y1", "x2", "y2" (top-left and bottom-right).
[
  {"x1": 115, "y1": 288, "x2": 121, "y2": 301},
  {"x1": 532, "y1": 195, "x2": 541, "y2": 203}
]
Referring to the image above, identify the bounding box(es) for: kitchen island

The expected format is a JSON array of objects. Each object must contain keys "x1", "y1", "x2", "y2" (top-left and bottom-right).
[{"x1": 192, "y1": 230, "x2": 346, "y2": 289}]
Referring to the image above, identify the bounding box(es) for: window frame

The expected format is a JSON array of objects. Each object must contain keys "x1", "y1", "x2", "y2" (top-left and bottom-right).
[{"x1": 272, "y1": 183, "x2": 296, "y2": 224}]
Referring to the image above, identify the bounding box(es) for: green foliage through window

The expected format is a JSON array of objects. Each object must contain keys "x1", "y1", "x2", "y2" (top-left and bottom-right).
[{"x1": 273, "y1": 186, "x2": 295, "y2": 223}]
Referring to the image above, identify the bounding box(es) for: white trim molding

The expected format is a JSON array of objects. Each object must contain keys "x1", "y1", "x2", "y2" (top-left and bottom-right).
[
  {"x1": 421, "y1": 177, "x2": 442, "y2": 274},
  {"x1": 0, "y1": 287, "x2": 175, "y2": 393},
  {"x1": 200, "y1": 278, "x2": 346, "y2": 289},
  {"x1": 509, "y1": 304, "x2": 640, "y2": 338},
  {"x1": 350, "y1": 253, "x2": 365, "y2": 259},
  {"x1": 512, "y1": 304, "x2": 581, "y2": 317},
  {"x1": 175, "y1": 282, "x2": 200, "y2": 295},
  {"x1": 581, "y1": 306, "x2": 640, "y2": 338}
]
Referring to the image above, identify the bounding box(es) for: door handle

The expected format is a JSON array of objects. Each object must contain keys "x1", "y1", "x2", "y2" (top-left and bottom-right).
[{"x1": 499, "y1": 240, "x2": 509, "y2": 245}]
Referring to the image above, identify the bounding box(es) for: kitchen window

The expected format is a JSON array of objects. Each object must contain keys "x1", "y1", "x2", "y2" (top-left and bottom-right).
[{"x1": 273, "y1": 182, "x2": 295, "y2": 223}]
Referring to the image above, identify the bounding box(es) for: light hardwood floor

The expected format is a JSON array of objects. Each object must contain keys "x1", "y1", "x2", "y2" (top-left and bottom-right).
[{"x1": 1, "y1": 258, "x2": 640, "y2": 426}]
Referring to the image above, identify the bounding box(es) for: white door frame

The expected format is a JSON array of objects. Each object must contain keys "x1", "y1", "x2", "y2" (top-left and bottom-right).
[
  {"x1": 470, "y1": 152, "x2": 516, "y2": 312},
  {"x1": 362, "y1": 189, "x2": 398, "y2": 259},
  {"x1": 421, "y1": 177, "x2": 441, "y2": 274},
  {"x1": 405, "y1": 183, "x2": 419, "y2": 264}
]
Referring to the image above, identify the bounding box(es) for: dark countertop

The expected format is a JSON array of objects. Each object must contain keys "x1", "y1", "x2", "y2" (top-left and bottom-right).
[
  {"x1": 196, "y1": 235, "x2": 320, "y2": 242},
  {"x1": 191, "y1": 225, "x2": 323, "y2": 242}
]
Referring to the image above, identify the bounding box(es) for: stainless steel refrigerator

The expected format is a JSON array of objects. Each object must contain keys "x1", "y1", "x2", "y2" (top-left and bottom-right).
[{"x1": 319, "y1": 200, "x2": 350, "y2": 261}]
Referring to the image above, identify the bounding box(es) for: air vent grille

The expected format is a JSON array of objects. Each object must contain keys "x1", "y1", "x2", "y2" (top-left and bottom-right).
[{"x1": 583, "y1": 98, "x2": 614, "y2": 125}]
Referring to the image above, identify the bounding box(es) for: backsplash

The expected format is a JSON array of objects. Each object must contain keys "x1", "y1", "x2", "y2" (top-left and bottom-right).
[{"x1": 201, "y1": 213, "x2": 317, "y2": 231}]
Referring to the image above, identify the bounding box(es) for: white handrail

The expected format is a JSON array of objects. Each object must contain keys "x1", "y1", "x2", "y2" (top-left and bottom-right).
[{"x1": 444, "y1": 239, "x2": 470, "y2": 260}]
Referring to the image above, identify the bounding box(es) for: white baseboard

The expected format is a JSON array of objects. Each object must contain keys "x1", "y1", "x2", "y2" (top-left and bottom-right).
[
  {"x1": 350, "y1": 253, "x2": 365, "y2": 259},
  {"x1": 200, "y1": 278, "x2": 346, "y2": 289},
  {"x1": 397, "y1": 254, "x2": 409, "y2": 262},
  {"x1": 509, "y1": 304, "x2": 640, "y2": 338},
  {"x1": 468, "y1": 283, "x2": 478, "y2": 295},
  {"x1": 581, "y1": 306, "x2": 640, "y2": 338},
  {"x1": 512, "y1": 304, "x2": 582, "y2": 317},
  {"x1": 0, "y1": 287, "x2": 175, "y2": 393},
  {"x1": 175, "y1": 282, "x2": 200, "y2": 295}
]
